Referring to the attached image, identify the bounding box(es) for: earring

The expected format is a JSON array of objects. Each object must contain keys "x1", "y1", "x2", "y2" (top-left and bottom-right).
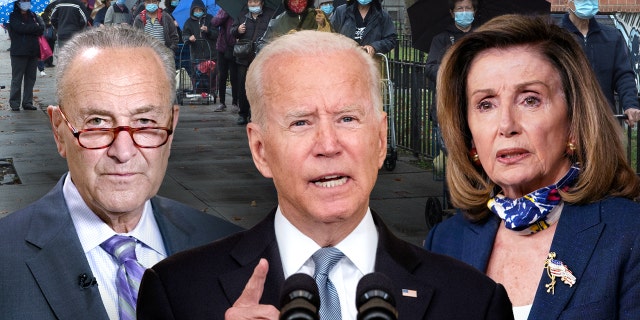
[
  {"x1": 566, "y1": 142, "x2": 576, "y2": 156},
  {"x1": 469, "y1": 148, "x2": 481, "y2": 167}
]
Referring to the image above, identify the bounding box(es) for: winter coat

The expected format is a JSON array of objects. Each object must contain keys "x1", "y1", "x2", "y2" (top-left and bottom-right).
[
  {"x1": 133, "y1": 8, "x2": 179, "y2": 51},
  {"x1": 424, "y1": 22, "x2": 472, "y2": 123},
  {"x1": 181, "y1": 0, "x2": 217, "y2": 60},
  {"x1": 211, "y1": 8, "x2": 234, "y2": 53},
  {"x1": 9, "y1": 2, "x2": 44, "y2": 57},
  {"x1": 50, "y1": 0, "x2": 89, "y2": 41},
  {"x1": 330, "y1": 1, "x2": 396, "y2": 54},
  {"x1": 256, "y1": 4, "x2": 318, "y2": 51},
  {"x1": 230, "y1": 7, "x2": 275, "y2": 66},
  {"x1": 104, "y1": 3, "x2": 133, "y2": 25},
  {"x1": 561, "y1": 13, "x2": 639, "y2": 113}
]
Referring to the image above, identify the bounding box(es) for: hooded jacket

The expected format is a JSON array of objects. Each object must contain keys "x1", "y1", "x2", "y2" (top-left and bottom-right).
[
  {"x1": 181, "y1": 0, "x2": 217, "y2": 60},
  {"x1": 211, "y1": 8, "x2": 234, "y2": 53},
  {"x1": 133, "y1": 7, "x2": 179, "y2": 51},
  {"x1": 257, "y1": 0, "x2": 317, "y2": 51},
  {"x1": 331, "y1": 0, "x2": 396, "y2": 54},
  {"x1": 9, "y1": 1, "x2": 45, "y2": 57}
]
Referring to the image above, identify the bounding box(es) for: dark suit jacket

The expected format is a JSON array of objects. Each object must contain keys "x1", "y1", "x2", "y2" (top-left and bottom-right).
[
  {"x1": 0, "y1": 174, "x2": 243, "y2": 319},
  {"x1": 425, "y1": 197, "x2": 640, "y2": 320},
  {"x1": 137, "y1": 209, "x2": 514, "y2": 319}
]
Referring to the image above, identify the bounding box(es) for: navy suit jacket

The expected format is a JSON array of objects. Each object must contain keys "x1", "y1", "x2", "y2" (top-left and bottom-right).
[
  {"x1": 0, "y1": 174, "x2": 243, "y2": 319},
  {"x1": 137, "y1": 209, "x2": 514, "y2": 319},
  {"x1": 425, "y1": 197, "x2": 640, "y2": 320}
]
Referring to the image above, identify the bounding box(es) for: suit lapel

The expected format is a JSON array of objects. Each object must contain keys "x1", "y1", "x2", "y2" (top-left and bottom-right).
[
  {"x1": 461, "y1": 216, "x2": 501, "y2": 272},
  {"x1": 219, "y1": 210, "x2": 285, "y2": 307},
  {"x1": 24, "y1": 177, "x2": 109, "y2": 320},
  {"x1": 150, "y1": 197, "x2": 192, "y2": 256},
  {"x1": 372, "y1": 211, "x2": 431, "y2": 318},
  {"x1": 529, "y1": 203, "x2": 604, "y2": 320}
]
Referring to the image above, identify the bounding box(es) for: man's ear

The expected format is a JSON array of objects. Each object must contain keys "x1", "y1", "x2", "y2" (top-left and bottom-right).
[
  {"x1": 47, "y1": 105, "x2": 68, "y2": 158},
  {"x1": 377, "y1": 112, "x2": 388, "y2": 169},
  {"x1": 246, "y1": 123, "x2": 273, "y2": 178}
]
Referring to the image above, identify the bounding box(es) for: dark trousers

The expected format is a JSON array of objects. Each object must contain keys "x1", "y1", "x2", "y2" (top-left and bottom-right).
[
  {"x1": 217, "y1": 51, "x2": 238, "y2": 106},
  {"x1": 10, "y1": 55, "x2": 37, "y2": 109},
  {"x1": 237, "y1": 64, "x2": 250, "y2": 119}
]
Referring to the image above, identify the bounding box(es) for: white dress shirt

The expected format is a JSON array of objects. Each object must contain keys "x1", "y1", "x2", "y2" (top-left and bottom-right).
[
  {"x1": 275, "y1": 206, "x2": 378, "y2": 320},
  {"x1": 63, "y1": 173, "x2": 167, "y2": 320}
]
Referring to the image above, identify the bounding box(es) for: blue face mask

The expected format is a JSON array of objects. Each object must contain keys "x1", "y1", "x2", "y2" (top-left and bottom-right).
[
  {"x1": 454, "y1": 11, "x2": 474, "y2": 28},
  {"x1": 357, "y1": 0, "x2": 371, "y2": 5},
  {"x1": 572, "y1": 0, "x2": 598, "y2": 20},
  {"x1": 170, "y1": 0, "x2": 178, "y2": 6},
  {"x1": 248, "y1": 5, "x2": 262, "y2": 14},
  {"x1": 193, "y1": 11, "x2": 204, "y2": 17},
  {"x1": 145, "y1": 3, "x2": 158, "y2": 12},
  {"x1": 18, "y1": 1, "x2": 31, "y2": 11},
  {"x1": 320, "y1": 3, "x2": 333, "y2": 15}
]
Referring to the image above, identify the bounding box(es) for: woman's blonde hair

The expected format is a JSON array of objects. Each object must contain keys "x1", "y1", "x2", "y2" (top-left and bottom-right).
[{"x1": 437, "y1": 14, "x2": 640, "y2": 220}]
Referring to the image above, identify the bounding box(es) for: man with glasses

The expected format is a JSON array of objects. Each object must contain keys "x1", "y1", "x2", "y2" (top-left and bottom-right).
[{"x1": 0, "y1": 26, "x2": 242, "y2": 320}]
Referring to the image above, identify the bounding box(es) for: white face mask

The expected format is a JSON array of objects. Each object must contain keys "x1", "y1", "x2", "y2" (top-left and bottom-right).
[{"x1": 19, "y1": 1, "x2": 31, "y2": 11}]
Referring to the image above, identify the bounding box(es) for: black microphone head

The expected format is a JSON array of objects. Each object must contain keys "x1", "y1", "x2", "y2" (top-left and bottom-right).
[
  {"x1": 279, "y1": 273, "x2": 320, "y2": 320},
  {"x1": 356, "y1": 272, "x2": 398, "y2": 320}
]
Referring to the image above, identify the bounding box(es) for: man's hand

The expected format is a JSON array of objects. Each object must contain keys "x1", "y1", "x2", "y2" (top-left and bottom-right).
[
  {"x1": 624, "y1": 107, "x2": 640, "y2": 128},
  {"x1": 224, "y1": 259, "x2": 279, "y2": 320}
]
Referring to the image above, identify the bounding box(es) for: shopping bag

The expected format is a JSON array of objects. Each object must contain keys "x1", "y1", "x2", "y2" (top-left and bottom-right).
[{"x1": 39, "y1": 35, "x2": 53, "y2": 61}]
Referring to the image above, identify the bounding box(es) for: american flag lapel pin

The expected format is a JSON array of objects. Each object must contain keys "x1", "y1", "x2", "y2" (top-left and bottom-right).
[
  {"x1": 402, "y1": 288, "x2": 417, "y2": 298},
  {"x1": 544, "y1": 252, "x2": 577, "y2": 295}
]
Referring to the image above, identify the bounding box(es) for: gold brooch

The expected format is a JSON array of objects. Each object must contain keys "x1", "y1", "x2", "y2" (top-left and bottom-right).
[{"x1": 544, "y1": 252, "x2": 576, "y2": 295}]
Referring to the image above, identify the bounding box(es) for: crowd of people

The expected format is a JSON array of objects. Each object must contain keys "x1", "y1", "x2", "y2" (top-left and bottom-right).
[{"x1": 2, "y1": 0, "x2": 640, "y2": 319}]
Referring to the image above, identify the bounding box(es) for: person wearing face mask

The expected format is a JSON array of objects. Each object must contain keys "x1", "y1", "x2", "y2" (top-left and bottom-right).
[
  {"x1": 104, "y1": 0, "x2": 133, "y2": 25},
  {"x1": 330, "y1": 0, "x2": 396, "y2": 56},
  {"x1": 9, "y1": 0, "x2": 45, "y2": 111},
  {"x1": 424, "y1": 0, "x2": 477, "y2": 165},
  {"x1": 133, "y1": 0, "x2": 179, "y2": 51},
  {"x1": 92, "y1": 0, "x2": 111, "y2": 27},
  {"x1": 315, "y1": 0, "x2": 334, "y2": 32},
  {"x1": 560, "y1": 0, "x2": 640, "y2": 127},
  {"x1": 182, "y1": 0, "x2": 217, "y2": 99},
  {"x1": 255, "y1": 0, "x2": 317, "y2": 52},
  {"x1": 230, "y1": 0, "x2": 275, "y2": 125}
]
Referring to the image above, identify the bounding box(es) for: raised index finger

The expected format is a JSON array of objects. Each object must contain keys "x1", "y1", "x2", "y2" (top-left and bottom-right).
[{"x1": 233, "y1": 258, "x2": 270, "y2": 307}]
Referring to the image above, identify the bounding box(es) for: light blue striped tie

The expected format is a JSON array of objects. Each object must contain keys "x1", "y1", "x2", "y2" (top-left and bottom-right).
[
  {"x1": 312, "y1": 247, "x2": 344, "y2": 319},
  {"x1": 100, "y1": 235, "x2": 146, "y2": 320}
]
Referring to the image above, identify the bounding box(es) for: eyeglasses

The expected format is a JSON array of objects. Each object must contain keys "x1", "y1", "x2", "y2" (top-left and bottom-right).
[{"x1": 58, "y1": 107, "x2": 174, "y2": 149}]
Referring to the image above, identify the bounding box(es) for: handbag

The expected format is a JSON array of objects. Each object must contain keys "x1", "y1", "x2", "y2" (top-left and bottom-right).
[
  {"x1": 233, "y1": 39, "x2": 254, "y2": 59},
  {"x1": 38, "y1": 35, "x2": 53, "y2": 61}
]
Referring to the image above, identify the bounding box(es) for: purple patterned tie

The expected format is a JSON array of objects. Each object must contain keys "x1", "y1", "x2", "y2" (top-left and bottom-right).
[{"x1": 100, "y1": 235, "x2": 146, "y2": 320}]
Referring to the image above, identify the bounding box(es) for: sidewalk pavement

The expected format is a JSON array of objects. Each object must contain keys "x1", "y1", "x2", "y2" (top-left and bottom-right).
[{"x1": 0, "y1": 37, "x2": 444, "y2": 246}]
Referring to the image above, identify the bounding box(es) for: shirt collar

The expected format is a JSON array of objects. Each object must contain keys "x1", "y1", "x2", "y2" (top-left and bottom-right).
[
  {"x1": 63, "y1": 173, "x2": 166, "y2": 256},
  {"x1": 275, "y1": 206, "x2": 378, "y2": 278}
]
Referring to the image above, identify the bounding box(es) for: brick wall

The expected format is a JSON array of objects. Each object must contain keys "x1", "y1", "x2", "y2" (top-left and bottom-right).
[{"x1": 549, "y1": 0, "x2": 640, "y2": 13}]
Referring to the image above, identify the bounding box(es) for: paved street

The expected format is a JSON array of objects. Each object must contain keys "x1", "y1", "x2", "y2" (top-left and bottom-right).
[{"x1": 0, "y1": 36, "x2": 443, "y2": 246}]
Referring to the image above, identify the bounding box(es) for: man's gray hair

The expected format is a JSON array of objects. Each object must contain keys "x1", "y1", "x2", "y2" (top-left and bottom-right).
[
  {"x1": 246, "y1": 30, "x2": 383, "y2": 126},
  {"x1": 56, "y1": 25, "x2": 176, "y2": 105}
]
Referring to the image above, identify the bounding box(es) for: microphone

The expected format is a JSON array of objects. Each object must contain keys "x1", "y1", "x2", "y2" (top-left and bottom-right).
[
  {"x1": 78, "y1": 273, "x2": 97, "y2": 289},
  {"x1": 279, "y1": 273, "x2": 320, "y2": 320},
  {"x1": 356, "y1": 273, "x2": 398, "y2": 320}
]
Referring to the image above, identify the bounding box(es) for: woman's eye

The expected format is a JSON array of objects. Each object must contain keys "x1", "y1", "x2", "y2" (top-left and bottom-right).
[
  {"x1": 476, "y1": 100, "x2": 493, "y2": 111},
  {"x1": 523, "y1": 96, "x2": 540, "y2": 107}
]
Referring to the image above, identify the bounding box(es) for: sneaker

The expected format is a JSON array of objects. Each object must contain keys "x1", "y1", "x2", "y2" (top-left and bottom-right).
[
  {"x1": 39, "y1": 71, "x2": 46, "y2": 77},
  {"x1": 23, "y1": 105, "x2": 37, "y2": 110},
  {"x1": 214, "y1": 104, "x2": 226, "y2": 112},
  {"x1": 236, "y1": 116, "x2": 248, "y2": 125}
]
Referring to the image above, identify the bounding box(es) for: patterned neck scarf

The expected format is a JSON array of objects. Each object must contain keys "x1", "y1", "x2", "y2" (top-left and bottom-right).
[{"x1": 488, "y1": 165, "x2": 580, "y2": 235}]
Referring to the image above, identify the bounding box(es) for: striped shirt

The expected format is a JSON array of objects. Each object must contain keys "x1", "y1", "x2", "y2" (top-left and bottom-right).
[{"x1": 143, "y1": 15, "x2": 165, "y2": 44}]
